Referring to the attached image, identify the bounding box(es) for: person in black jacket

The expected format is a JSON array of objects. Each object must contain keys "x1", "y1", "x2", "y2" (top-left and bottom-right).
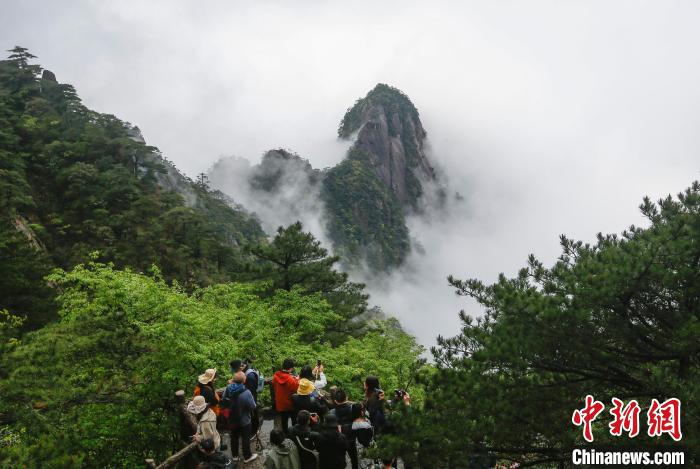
[
  {"x1": 312, "y1": 414, "x2": 348, "y2": 469},
  {"x1": 288, "y1": 410, "x2": 319, "y2": 469},
  {"x1": 196, "y1": 438, "x2": 234, "y2": 469},
  {"x1": 194, "y1": 368, "x2": 221, "y2": 418},
  {"x1": 362, "y1": 376, "x2": 388, "y2": 435},
  {"x1": 350, "y1": 403, "x2": 373, "y2": 449},
  {"x1": 328, "y1": 388, "x2": 358, "y2": 469},
  {"x1": 292, "y1": 379, "x2": 327, "y2": 418}
]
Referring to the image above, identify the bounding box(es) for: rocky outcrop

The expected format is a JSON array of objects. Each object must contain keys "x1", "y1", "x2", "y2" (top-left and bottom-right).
[
  {"x1": 126, "y1": 125, "x2": 146, "y2": 144},
  {"x1": 249, "y1": 149, "x2": 320, "y2": 193},
  {"x1": 126, "y1": 125, "x2": 198, "y2": 206},
  {"x1": 13, "y1": 216, "x2": 46, "y2": 252},
  {"x1": 41, "y1": 69, "x2": 57, "y2": 82},
  {"x1": 338, "y1": 84, "x2": 437, "y2": 211}
]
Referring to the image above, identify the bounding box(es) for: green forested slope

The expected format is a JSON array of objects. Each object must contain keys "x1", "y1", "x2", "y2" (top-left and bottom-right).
[
  {"x1": 322, "y1": 148, "x2": 410, "y2": 271},
  {"x1": 0, "y1": 47, "x2": 265, "y2": 328}
]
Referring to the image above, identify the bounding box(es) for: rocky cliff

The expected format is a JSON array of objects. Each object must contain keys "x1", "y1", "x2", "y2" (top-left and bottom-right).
[{"x1": 338, "y1": 83, "x2": 437, "y2": 211}]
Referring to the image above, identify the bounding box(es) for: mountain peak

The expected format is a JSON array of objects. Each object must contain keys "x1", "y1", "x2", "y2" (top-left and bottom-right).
[
  {"x1": 250, "y1": 148, "x2": 319, "y2": 192},
  {"x1": 338, "y1": 83, "x2": 422, "y2": 139},
  {"x1": 337, "y1": 84, "x2": 435, "y2": 210}
]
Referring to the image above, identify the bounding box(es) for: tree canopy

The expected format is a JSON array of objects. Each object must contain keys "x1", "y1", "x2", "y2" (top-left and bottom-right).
[
  {"x1": 250, "y1": 222, "x2": 369, "y2": 340},
  {"x1": 379, "y1": 183, "x2": 700, "y2": 466},
  {"x1": 0, "y1": 261, "x2": 422, "y2": 466}
]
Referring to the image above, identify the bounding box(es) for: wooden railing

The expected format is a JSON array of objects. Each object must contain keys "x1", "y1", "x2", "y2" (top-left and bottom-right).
[{"x1": 144, "y1": 390, "x2": 198, "y2": 469}]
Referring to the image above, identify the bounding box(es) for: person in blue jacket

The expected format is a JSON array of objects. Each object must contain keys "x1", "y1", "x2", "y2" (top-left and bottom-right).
[{"x1": 222, "y1": 371, "x2": 258, "y2": 463}]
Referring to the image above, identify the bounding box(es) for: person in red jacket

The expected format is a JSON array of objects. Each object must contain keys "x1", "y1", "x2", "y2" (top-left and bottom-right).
[{"x1": 272, "y1": 358, "x2": 299, "y2": 433}]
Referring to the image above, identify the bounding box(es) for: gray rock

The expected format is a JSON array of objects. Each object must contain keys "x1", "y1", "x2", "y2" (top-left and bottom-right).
[
  {"x1": 341, "y1": 84, "x2": 438, "y2": 211},
  {"x1": 41, "y1": 69, "x2": 57, "y2": 82},
  {"x1": 126, "y1": 126, "x2": 146, "y2": 144}
]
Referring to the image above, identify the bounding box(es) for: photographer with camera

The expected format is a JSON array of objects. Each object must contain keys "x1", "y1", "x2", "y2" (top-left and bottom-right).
[
  {"x1": 288, "y1": 410, "x2": 320, "y2": 469},
  {"x1": 292, "y1": 366, "x2": 328, "y2": 418},
  {"x1": 299, "y1": 361, "x2": 327, "y2": 392},
  {"x1": 363, "y1": 376, "x2": 411, "y2": 469},
  {"x1": 362, "y1": 376, "x2": 387, "y2": 434},
  {"x1": 392, "y1": 388, "x2": 411, "y2": 406},
  {"x1": 327, "y1": 388, "x2": 360, "y2": 469}
]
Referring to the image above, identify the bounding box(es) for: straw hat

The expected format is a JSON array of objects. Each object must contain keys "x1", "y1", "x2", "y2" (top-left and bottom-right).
[
  {"x1": 297, "y1": 378, "x2": 315, "y2": 396},
  {"x1": 198, "y1": 368, "x2": 217, "y2": 385},
  {"x1": 187, "y1": 395, "x2": 207, "y2": 414}
]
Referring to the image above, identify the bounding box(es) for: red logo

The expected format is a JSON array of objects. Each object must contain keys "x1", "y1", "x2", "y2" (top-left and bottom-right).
[
  {"x1": 609, "y1": 398, "x2": 640, "y2": 438},
  {"x1": 572, "y1": 395, "x2": 605, "y2": 442},
  {"x1": 647, "y1": 398, "x2": 682, "y2": 441},
  {"x1": 573, "y1": 396, "x2": 682, "y2": 442}
]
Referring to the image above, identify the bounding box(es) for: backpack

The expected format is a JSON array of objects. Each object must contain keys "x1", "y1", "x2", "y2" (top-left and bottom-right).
[
  {"x1": 293, "y1": 434, "x2": 319, "y2": 468},
  {"x1": 246, "y1": 368, "x2": 264, "y2": 394},
  {"x1": 353, "y1": 423, "x2": 374, "y2": 448},
  {"x1": 202, "y1": 451, "x2": 234, "y2": 468},
  {"x1": 220, "y1": 386, "x2": 245, "y2": 429}
]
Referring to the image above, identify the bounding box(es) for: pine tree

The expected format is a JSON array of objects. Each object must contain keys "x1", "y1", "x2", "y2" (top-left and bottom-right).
[
  {"x1": 381, "y1": 183, "x2": 700, "y2": 466},
  {"x1": 250, "y1": 222, "x2": 368, "y2": 334},
  {"x1": 6, "y1": 46, "x2": 36, "y2": 68}
]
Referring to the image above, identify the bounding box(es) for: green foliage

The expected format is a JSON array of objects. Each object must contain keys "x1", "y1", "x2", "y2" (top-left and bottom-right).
[
  {"x1": 0, "y1": 49, "x2": 265, "y2": 329},
  {"x1": 0, "y1": 261, "x2": 422, "y2": 467},
  {"x1": 322, "y1": 149, "x2": 410, "y2": 271},
  {"x1": 0, "y1": 48, "x2": 425, "y2": 467},
  {"x1": 0, "y1": 309, "x2": 24, "y2": 354},
  {"x1": 249, "y1": 222, "x2": 368, "y2": 336},
  {"x1": 383, "y1": 183, "x2": 700, "y2": 466}
]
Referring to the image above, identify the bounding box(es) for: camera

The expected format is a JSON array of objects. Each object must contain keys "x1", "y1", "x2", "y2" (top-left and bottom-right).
[{"x1": 394, "y1": 389, "x2": 407, "y2": 400}]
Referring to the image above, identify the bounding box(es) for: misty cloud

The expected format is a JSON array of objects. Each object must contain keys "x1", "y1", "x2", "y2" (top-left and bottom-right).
[{"x1": 4, "y1": 0, "x2": 700, "y2": 345}]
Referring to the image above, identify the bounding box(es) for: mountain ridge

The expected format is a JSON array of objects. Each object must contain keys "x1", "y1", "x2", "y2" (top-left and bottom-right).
[{"x1": 0, "y1": 52, "x2": 266, "y2": 327}]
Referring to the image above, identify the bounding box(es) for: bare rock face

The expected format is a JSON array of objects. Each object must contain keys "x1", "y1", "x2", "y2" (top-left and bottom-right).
[
  {"x1": 126, "y1": 125, "x2": 146, "y2": 144},
  {"x1": 41, "y1": 69, "x2": 57, "y2": 82},
  {"x1": 338, "y1": 84, "x2": 437, "y2": 210}
]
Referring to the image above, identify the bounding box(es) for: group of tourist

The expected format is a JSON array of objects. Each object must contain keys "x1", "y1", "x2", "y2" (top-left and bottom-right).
[{"x1": 186, "y1": 357, "x2": 410, "y2": 469}]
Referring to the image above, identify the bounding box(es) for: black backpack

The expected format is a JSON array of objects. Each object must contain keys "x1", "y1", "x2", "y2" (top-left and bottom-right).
[{"x1": 202, "y1": 451, "x2": 234, "y2": 468}]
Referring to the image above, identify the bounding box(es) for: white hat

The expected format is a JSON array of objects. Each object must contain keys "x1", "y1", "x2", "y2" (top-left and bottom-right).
[
  {"x1": 187, "y1": 395, "x2": 207, "y2": 414},
  {"x1": 198, "y1": 368, "x2": 217, "y2": 385}
]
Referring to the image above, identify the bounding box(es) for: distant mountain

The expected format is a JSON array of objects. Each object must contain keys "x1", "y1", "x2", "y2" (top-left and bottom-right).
[
  {"x1": 249, "y1": 148, "x2": 321, "y2": 193},
  {"x1": 209, "y1": 84, "x2": 445, "y2": 272},
  {"x1": 324, "y1": 84, "x2": 443, "y2": 270},
  {"x1": 0, "y1": 51, "x2": 265, "y2": 328}
]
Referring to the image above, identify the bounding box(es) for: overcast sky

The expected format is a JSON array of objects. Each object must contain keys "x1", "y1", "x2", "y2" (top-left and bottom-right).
[{"x1": 4, "y1": 1, "x2": 700, "y2": 346}]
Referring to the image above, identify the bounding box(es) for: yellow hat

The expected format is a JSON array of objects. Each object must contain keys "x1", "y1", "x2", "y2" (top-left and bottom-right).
[{"x1": 297, "y1": 378, "x2": 315, "y2": 396}]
